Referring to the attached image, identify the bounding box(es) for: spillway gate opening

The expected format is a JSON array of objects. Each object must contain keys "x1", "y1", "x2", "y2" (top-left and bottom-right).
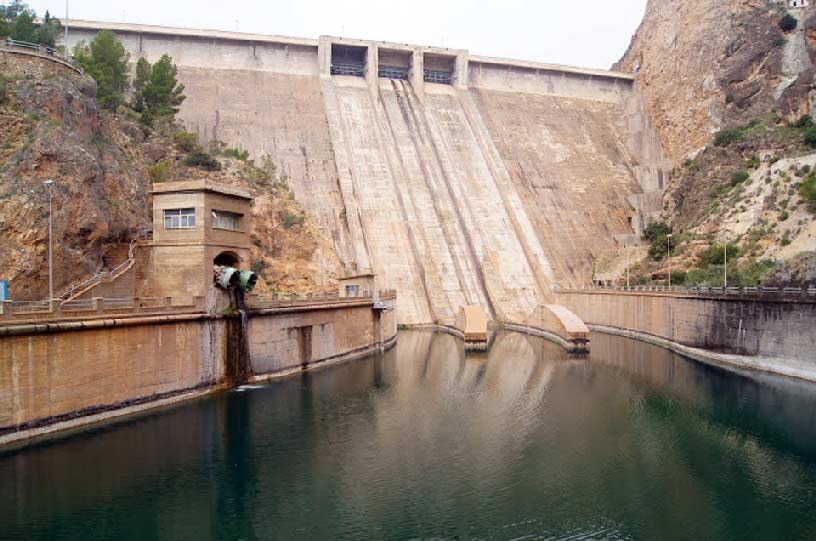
[{"x1": 331, "y1": 44, "x2": 367, "y2": 77}]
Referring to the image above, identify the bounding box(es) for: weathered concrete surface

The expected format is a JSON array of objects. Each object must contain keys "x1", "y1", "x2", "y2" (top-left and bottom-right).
[
  {"x1": 0, "y1": 300, "x2": 396, "y2": 446},
  {"x1": 0, "y1": 317, "x2": 227, "y2": 437},
  {"x1": 556, "y1": 290, "x2": 816, "y2": 375},
  {"x1": 64, "y1": 21, "x2": 668, "y2": 326},
  {"x1": 249, "y1": 302, "x2": 396, "y2": 377}
]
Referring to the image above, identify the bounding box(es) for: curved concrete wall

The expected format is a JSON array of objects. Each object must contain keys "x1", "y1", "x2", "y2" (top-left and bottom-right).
[{"x1": 556, "y1": 290, "x2": 816, "y2": 362}]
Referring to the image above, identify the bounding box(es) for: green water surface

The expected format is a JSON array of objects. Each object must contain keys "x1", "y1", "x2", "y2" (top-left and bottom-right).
[{"x1": 2, "y1": 331, "x2": 816, "y2": 540}]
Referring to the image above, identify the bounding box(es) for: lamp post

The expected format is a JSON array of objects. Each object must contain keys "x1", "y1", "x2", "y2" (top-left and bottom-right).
[
  {"x1": 667, "y1": 234, "x2": 674, "y2": 288},
  {"x1": 43, "y1": 179, "x2": 55, "y2": 301},
  {"x1": 625, "y1": 243, "x2": 630, "y2": 289},
  {"x1": 724, "y1": 242, "x2": 728, "y2": 289}
]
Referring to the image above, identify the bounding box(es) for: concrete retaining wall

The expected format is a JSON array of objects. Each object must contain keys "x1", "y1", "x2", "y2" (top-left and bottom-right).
[
  {"x1": 0, "y1": 316, "x2": 227, "y2": 436},
  {"x1": 0, "y1": 301, "x2": 396, "y2": 445},
  {"x1": 556, "y1": 290, "x2": 816, "y2": 362}
]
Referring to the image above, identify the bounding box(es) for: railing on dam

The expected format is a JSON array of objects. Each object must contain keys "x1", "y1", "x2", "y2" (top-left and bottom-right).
[
  {"x1": 0, "y1": 38, "x2": 84, "y2": 74},
  {"x1": 558, "y1": 285, "x2": 816, "y2": 302},
  {"x1": 0, "y1": 289, "x2": 398, "y2": 325},
  {"x1": 0, "y1": 296, "x2": 207, "y2": 324}
]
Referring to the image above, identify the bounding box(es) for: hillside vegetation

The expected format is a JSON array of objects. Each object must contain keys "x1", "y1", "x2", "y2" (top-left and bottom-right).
[{"x1": 0, "y1": 27, "x2": 336, "y2": 300}]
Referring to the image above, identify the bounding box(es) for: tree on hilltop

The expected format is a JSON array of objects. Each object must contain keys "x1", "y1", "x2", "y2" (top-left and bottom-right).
[
  {"x1": 0, "y1": 2, "x2": 61, "y2": 46},
  {"x1": 74, "y1": 30, "x2": 130, "y2": 110}
]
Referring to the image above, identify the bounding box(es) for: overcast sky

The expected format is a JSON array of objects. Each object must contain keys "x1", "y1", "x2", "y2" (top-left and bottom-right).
[{"x1": 25, "y1": 0, "x2": 647, "y2": 69}]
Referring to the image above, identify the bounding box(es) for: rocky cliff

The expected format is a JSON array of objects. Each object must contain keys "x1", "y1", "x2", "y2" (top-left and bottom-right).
[
  {"x1": 616, "y1": 0, "x2": 816, "y2": 163},
  {"x1": 0, "y1": 51, "x2": 331, "y2": 300}
]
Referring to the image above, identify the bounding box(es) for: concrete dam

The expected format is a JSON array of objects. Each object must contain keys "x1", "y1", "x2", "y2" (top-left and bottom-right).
[{"x1": 66, "y1": 21, "x2": 669, "y2": 326}]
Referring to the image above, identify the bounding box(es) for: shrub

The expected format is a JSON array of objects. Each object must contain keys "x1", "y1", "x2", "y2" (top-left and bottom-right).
[
  {"x1": 648, "y1": 234, "x2": 676, "y2": 261},
  {"x1": 278, "y1": 209, "x2": 305, "y2": 229},
  {"x1": 745, "y1": 156, "x2": 760, "y2": 169},
  {"x1": 699, "y1": 243, "x2": 740, "y2": 268},
  {"x1": 725, "y1": 94, "x2": 734, "y2": 104},
  {"x1": 779, "y1": 210, "x2": 790, "y2": 221},
  {"x1": 184, "y1": 149, "x2": 221, "y2": 171},
  {"x1": 794, "y1": 114, "x2": 813, "y2": 128},
  {"x1": 800, "y1": 172, "x2": 816, "y2": 213},
  {"x1": 148, "y1": 159, "x2": 173, "y2": 182},
  {"x1": 713, "y1": 127, "x2": 744, "y2": 147},
  {"x1": 642, "y1": 221, "x2": 672, "y2": 242},
  {"x1": 0, "y1": 75, "x2": 9, "y2": 105},
  {"x1": 804, "y1": 126, "x2": 816, "y2": 148},
  {"x1": 173, "y1": 131, "x2": 199, "y2": 152},
  {"x1": 224, "y1": 147, "x2": 250, "y2": 161},
  {"x1": 779, "y1": 13, "x2": 798, "y2": 33},
  {"x1": 781, "y1": 231, "x2": 792, "y2": 246},
  {"x1": 670, "y1": 271, "x2": 687, "y2": 285},
  {"x1": 730, "y1": 170, "x2": 750, "y2": 186}
]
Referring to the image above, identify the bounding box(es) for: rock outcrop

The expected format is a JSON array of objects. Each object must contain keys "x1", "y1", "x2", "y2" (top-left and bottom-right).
[
  {"x1": 0, "y1": 52, "x2": 330, "y2": 300},
  {"x1": 616, "y1": 0, "x2": 816, "y2": 163}
]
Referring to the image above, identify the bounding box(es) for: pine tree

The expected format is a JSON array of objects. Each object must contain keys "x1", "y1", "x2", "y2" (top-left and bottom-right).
[
  {"x1": 74, "y1": 30, "x2": 130, "y2": 110},
  {"x1": 10, "y1": 7, "x2": 36, "y2": 42},
  {"x1": 141, "y1": 54, "x2": 186, "y2": 126},
  {"x1": 35, "y1": 10, "x2": 63, "y2": 48},
  {"x1": 131, "y1": 57, "x2": 151, "y2": 112}
]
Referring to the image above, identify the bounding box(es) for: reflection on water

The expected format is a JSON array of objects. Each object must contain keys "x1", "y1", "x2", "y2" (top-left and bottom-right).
[{"x1": 2, "y1": 331, "x2": 816, "y2": 539}]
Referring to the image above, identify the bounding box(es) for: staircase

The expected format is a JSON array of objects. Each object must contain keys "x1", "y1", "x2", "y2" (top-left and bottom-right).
[{"x1": 58, "y1": 229, "x2": 153, "y2": 301}]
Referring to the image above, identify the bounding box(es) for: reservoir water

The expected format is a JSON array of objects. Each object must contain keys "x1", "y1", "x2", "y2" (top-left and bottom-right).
[{"x1": 2, "y1": 330, "x2": 816, "y2": 539}]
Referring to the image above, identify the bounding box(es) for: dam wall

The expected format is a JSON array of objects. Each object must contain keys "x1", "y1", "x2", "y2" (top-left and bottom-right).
[
  {"x1": 64, "y1": 21, "x2": 669, "y2": 326},
  {"x1": 0, "y1": 297, "x2": 396, "y2": 445},
  {"x1": 556, "y1": 289, "x2": 816, "y2": 379}
]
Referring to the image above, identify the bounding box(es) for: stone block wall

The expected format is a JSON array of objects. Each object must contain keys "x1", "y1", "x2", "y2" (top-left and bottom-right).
[{"x1": 0, "y1": 49, "x2": 80, "y2": 79}]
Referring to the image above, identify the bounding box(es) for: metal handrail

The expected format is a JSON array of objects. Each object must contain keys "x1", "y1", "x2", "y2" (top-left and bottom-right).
[
  {"x1": 563, "y1": 284, "x2": 816, "y2": 298},
  {"x1": 1, "y1": 38, "x2": 84, "y2": 73},
  {"x1": 58, "y1": 229, "x2": 153, "y2": 301}
]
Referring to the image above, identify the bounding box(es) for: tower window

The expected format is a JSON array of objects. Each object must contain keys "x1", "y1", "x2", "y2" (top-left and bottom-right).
[{"x1": 164, "y1": 208, "x2": 196, "y2": 229}]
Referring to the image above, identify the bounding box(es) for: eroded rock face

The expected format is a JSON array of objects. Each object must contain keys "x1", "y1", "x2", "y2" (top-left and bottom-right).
[
  {"x1": 0, "y1": 57, "x2": 330, "y2": 301},
  {"x1": 616, "y1": 0, "x2": 816, "y2": 163},
  {"x1": 0, "y1": 72, "x2": 152, "y2": 300}
]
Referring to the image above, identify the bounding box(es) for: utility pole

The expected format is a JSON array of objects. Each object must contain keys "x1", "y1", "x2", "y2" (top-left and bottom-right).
[
  {"x1": 44, "y1": 179, "x2": 55, "y2": 301},
  {"x1": 667, "y1": 233, "x2": 673, "y2": 288},
  {"x1": 724, "y1": 242, "x2": 728, "y2": 289}
]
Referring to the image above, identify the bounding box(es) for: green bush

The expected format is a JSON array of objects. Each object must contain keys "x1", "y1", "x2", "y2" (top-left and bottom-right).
[
  {"x1": 184, "y1": 149, "x2": 221, "y2": 171},
  {"x1": 670, "y1": 271, "x2": 687, "y2": 285},
  {"x1": 222, "y1": 147, "x2": 249, "y2": 161},
  {"x1": 801, "y1": 172, "x2": 816, "y2": 213},
  {"x1": 148, "y1": 159, "x2": 173, "y2": 182},
  {"x1": 713, "y1": 128, "x2": 744, "y2": 147},
  {"x1": 779, "y1": 210, "x2": 790, "y2": 221},
  {"x1": 0, "y1": 75, "x2": 9, "y2": 105},
  {"x1": 699, "y1": 243, "x2": 740, "y2": 268},
  {"x1": 730, "y1": 170, "x2": 750, "y2": 186},
  {"x1": 779, "y1": 13, "x2": 798, "y2": 33},
  {"x1": 745, "y1": 156, "x2": 760, "y2": 169},
  {"x1": 804, "y1": 126, "x2": 816, "y2": 147},
  {"x1": 794, "y1": 114, "x2": 813, "y2": 128},
  {"x1": 279, "y1": 209, "x2": 305, "y2": 229},
  {"x1": 642, "y1": 221, "x2": 672, "y2": 242},
  {"x1": 173, "y1": 131, "x2": 199, "y2": 152},
  {"x1": 648, "y1": 234, "x2": 676, "y2": 261}
]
